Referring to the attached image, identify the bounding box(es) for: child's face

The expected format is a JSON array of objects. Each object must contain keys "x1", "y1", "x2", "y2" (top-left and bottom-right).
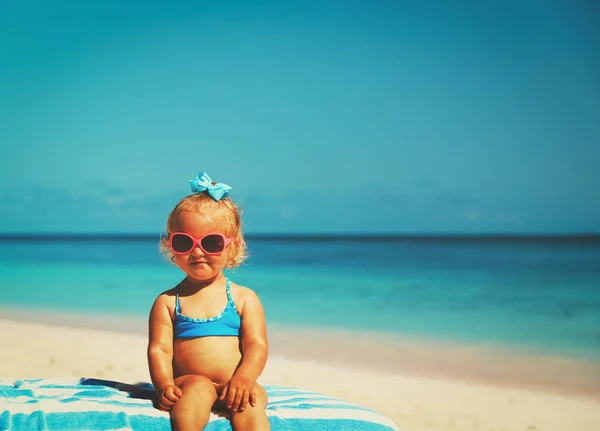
[{"x1": 171, "y1": 209, "x2": 232, "y2": 282}]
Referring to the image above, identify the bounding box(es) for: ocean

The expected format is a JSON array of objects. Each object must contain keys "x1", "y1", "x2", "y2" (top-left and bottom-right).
[{"x1": 1, "y1": 235, "x2": 599, "y2": 362}]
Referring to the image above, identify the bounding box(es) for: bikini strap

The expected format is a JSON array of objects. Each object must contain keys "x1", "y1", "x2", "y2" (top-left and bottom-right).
[
  {"x1": 175, "y1": 293, "x2": 181, "y2": 313},
  {"x1": 225, "y1": 278, "x2": 235, "y2": 306}
]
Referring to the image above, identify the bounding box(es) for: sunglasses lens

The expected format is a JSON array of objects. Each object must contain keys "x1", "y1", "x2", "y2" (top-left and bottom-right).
[
  {"x1": 201, "y1": 234, "x2": 225, "y2": 253},
  {"x1": 171, "y1": 234, "x2": 194, "y2": 253}
]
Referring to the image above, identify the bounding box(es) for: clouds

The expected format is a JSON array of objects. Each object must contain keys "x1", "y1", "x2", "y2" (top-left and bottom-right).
[
  {"x1": 1, "y1": 1, "x2": 599, "y2": 234},
  {"x1": 0, "y1": 183, "x2": 176, "y2": 233},
  {"x1": 3, "y1": 180, "x2": 582, "y2": 234}
]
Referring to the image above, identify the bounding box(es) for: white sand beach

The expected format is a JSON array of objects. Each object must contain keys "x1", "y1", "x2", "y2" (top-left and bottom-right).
[{"x1": 1, "y1": 317, "x2": 600, "y2": 431}]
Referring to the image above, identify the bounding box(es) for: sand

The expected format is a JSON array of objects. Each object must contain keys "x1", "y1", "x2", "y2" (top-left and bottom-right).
[{"x1": 1, "y1": 317, "x2": 600, "y2": 431}]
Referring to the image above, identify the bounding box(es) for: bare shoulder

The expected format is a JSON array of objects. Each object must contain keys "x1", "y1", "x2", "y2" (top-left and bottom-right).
[
  {"x1": 148, "y1": 288, "x2": 178, "y2": 344},
  {"x1": 229, "y1": 281, "x2": 262, "y2": 310},
  {"x1": 151, "y1": 287, "x2": 178, "y2": 313}
]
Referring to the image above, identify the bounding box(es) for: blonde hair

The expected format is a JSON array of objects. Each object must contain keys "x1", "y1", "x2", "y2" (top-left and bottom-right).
[{"x1": 159, "y1": 192, "x2": 248, "y2": 268}]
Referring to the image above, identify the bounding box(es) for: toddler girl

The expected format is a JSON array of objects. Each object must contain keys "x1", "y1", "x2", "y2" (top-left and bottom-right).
[{"x1": 147, "y1": 172, "x2": 270, "y2": 431}]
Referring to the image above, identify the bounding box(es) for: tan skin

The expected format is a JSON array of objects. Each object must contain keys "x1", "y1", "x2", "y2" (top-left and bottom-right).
[{"x1": 147, "y1": 210, "x2": 270, "y2": 431}]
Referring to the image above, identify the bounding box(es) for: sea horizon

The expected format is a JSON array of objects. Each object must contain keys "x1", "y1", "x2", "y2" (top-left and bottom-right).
[
  {"x1": 1, "y1": 232, "x2": 599, "y2": 242},
  {"x1": 1, "y1": 232, "x2": 599, "y2": 365}
]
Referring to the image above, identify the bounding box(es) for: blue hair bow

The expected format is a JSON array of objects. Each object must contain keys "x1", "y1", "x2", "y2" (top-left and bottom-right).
[{"x1": 189, "y1": 172, "x2": 232, "y2": 201}]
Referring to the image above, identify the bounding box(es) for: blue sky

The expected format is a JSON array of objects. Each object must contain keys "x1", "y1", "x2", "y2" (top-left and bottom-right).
[{"x1": 1, "y1": 1, "x2": 599, "y2": 234}]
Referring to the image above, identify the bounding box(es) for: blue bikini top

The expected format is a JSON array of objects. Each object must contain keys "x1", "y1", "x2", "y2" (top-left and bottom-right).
[{"x1": 174, "y1": 278, "x2": 241, "y2": 338}]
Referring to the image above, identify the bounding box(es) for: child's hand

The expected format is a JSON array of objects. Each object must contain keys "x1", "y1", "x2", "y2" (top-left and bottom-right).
[
  {"x1": 219, "y1": 374, "x2": 256, "y2": 413},
  {"x1": 158, "y1": 384, "x2": 182, "y2": 411}
]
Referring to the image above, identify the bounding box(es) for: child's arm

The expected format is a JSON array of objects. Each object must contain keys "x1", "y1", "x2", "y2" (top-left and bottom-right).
[
  {"x1": 219, "y1": 288, "x2": 268, "y2": 411},
  {"x1": 147, "y1": 294, "x2": 180, "y2": 407},
  {"x1": 236, "y1": 289, "x2": 269, "y2": 381}
]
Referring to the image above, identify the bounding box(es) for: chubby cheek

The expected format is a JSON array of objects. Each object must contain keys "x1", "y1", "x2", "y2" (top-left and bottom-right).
[
  {"x1": 201, "y1": 251, "x2": 231, "y2": 270},
  {"x1": 173, "y1": 254, "x2": 189, "y2": 268},
  {"x1": 209, "y1": 252, "x2": 229, "y2": 267}
]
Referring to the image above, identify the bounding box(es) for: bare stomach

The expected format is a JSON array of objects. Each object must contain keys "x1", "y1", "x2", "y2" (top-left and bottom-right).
[{"x1": 173, "y1": 336, "x2": 242, "y2": 386}]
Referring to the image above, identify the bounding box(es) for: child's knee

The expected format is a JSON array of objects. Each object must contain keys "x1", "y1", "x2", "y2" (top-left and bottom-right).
[
  {"x1": 253, "y1": 383, "x2": 269, "y2": 409},
  {"x1": 171, "y1": 377, "x2": 216, "y2": 429},
  {"x1": 231, "y1": 409, "x2": 270, "y2": 431},
  {"x1": 231, "y1": 386, "x2": 269, "y2": 426},
  {"x1": 178, "y1": 375, "x2": 217, "y2": 402},
  {"x1": 231, "y1": 405, "x2": 269, "y2": 427}
]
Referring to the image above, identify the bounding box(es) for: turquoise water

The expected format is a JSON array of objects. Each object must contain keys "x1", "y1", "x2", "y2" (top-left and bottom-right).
[{"x1": 1, "y1": 236, "x2": 599, "y2": 360}]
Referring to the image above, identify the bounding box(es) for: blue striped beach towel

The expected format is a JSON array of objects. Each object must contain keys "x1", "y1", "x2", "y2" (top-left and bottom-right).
[{"x1": 0, "y1": 378, "x2": 399, "y2": 430}]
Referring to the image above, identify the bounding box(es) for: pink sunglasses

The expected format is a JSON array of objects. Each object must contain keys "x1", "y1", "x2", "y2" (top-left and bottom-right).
[{"x1": 169, "y1": 232, "x2": 234, "y2": 255}]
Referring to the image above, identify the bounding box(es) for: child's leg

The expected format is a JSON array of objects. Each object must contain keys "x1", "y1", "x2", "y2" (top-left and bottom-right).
[
  {"x1": 171, "y1": 375, "x2": 218, "y2": 431},
  {"x1": 230, "y1": 383, "x2": 270, "y2": 431}
]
